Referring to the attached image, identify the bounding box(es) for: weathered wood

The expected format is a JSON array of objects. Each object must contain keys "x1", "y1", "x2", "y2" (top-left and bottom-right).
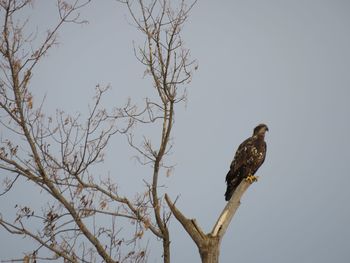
[
  {"x1": 166, "y1": 179, "x2": 253, "y2": 263},
  {"x1": 199, "y1": 237, "x2": 220, "y2": 263},
  {"x1": 211, "y1": 180, "x2": 251, "y2": 238},
  {"x1": 165, "y1": 194, "x2": 206, "y2": 247}
]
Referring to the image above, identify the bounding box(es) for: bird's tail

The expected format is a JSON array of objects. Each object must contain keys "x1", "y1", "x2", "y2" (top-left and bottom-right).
[
  {"x1": 225, "y1": 183, "x2": 236, "y2": 201},
  {"x1": 224, "y1": 173, "x2": 240, "y2": 201}
]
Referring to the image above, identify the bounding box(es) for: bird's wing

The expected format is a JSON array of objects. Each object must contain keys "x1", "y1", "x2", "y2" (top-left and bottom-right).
[
  {"x1": 225, "y1": 136, "x2": 255, "y2": 183},
  {"x1": 230, "y1": 137, "x2": 255, "y2": 171},
  {"x1": 250, "y1": 140, "x2": 267, "y2": 175}
]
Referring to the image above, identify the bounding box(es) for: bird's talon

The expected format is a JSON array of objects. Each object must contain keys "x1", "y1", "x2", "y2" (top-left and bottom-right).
[{"x1": 245, "y1": 175, "x2": 258, "y2": 183}]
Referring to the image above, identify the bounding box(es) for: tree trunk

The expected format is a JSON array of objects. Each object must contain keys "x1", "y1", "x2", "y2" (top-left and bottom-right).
[
  {"x1": 199, "y1": 237, "x2": 220, "y2": 263},
  {"x1": 163, "y1": 231, "x2": 171, "y2": 263}
]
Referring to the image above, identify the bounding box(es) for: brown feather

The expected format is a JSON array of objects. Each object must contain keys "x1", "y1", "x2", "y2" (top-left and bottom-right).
[{"x1": 224, "y1": 124, "x2": 268, "y2": 201}]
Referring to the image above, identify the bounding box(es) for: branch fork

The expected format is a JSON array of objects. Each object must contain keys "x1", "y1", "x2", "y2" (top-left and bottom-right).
[{"x1": 165, "y1": 180, "x2": 252, "y2": 263}]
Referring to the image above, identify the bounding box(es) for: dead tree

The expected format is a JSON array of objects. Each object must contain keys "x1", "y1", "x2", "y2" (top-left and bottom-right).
[
  {"x1": 166, "y1": 180, "x2": 253, "y2": 263},
  {"x1": 124, "y1": 2, "x2": 259, "y2": 262}
]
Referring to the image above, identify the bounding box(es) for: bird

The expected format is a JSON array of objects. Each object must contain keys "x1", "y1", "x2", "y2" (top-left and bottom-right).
[{"x1": 224, "y1": 124, "x2": 268, "y2": 201}]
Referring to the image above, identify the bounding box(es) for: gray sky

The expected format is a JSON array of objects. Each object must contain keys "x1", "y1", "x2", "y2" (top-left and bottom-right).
[{"x1": 1, "y1": 0, "x2": 350, "y2": 262}]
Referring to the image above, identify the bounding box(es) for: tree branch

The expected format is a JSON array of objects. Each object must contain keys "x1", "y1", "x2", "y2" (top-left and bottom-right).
[
  {"x1": 165, "y1": 193, "x2": 206, "y2": 247},
  {"x1": 211, "y1": 180, "x2": 251, "y2": 238},
  {"x1": 165, "y1": 179, "x2": 254, "y2": 263}
]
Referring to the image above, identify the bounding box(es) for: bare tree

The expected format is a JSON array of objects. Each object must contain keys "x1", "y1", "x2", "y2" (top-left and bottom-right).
[
  {"x1": 119, "y1": 0, "x2": 197, "y2": 262},
  {"x1": 0, "y1": 0, "x2": 258, "y2": 263},
  {"x1": 0, "y1": 0, "x2": 151, "y2": 262},
  {"x1": 123, "y1": 2, "x2": 259, "y2": 263},
  {"x1": 0, "y1": 0, "x2": 197, "y2": 262},
  {"x1": 166, "y1": 180, "x2": 253, "y2": 263}
]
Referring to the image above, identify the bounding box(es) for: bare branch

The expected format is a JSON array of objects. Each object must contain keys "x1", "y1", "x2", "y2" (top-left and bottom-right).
[
  {"x1": 211, "y1": 180, "x2": 251, "y2": 238},
  {"x1": 166, "y1": 180, "x2": 254, "y2": 263},
  {"x1": 165, "y1": 194, "x2": 205, "y2": 247}
]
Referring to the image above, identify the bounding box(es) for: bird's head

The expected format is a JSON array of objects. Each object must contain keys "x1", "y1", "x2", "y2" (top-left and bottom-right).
[{"x1": 253, "y1": 123, "x2": 269, "y2": 136}]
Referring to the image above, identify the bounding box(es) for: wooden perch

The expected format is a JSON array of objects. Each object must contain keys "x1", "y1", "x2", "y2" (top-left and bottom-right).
[
  {"x1": 211, "y1": 179, "x2": 251, "y2": 238},
  {"x1": 165, "y1": 179, "x2": 252, "y2": 263}
]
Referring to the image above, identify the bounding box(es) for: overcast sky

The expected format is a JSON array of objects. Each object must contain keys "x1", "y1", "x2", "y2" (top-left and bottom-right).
[{"x1": 1, "y1": 0, "x2": 350, "y2": 262}]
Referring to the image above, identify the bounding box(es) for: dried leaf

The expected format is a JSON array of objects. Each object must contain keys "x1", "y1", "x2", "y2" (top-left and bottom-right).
[{"x1": 100, "y1": 200, "x2": 107, "y2": 210}]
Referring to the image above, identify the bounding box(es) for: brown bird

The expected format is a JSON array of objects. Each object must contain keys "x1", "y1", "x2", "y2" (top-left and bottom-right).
[{"x1": 225, "y1": 124, "x2": 268, "y2": 201}]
